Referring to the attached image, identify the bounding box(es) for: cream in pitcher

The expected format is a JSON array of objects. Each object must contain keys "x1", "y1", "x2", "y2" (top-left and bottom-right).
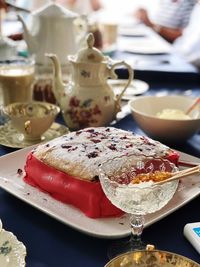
[{"x1": 0, "y1": 59, "x2": 35, "y2": 106}]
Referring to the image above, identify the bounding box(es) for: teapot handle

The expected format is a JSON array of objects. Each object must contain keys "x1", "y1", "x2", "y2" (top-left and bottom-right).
[
  {"x1": 109, "y1": 61, "x2": 134, "y2": 112},
  {"x1": 24, "y1": 120, "x2": 32, "y2": 135}
]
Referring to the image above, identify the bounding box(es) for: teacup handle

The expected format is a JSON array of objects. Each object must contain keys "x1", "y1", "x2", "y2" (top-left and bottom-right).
[
  {"x1": 109, "y1": 61, "x2": 134, "y2": 112},
  {"x1": 24, "y1": 120, "x2": 32, "y2": 135}
]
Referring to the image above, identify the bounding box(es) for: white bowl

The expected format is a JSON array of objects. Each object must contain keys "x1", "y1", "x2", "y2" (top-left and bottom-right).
[{"x1": 129, "y1": 95, "x2": 200, "y2": 143}]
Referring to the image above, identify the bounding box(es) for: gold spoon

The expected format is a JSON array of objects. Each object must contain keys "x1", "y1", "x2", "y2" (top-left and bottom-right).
[{"x1": 185, "y1": 97, "x2": 200, "y2": 115}]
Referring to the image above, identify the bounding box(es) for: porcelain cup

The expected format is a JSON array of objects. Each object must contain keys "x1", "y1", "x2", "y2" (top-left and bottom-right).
[
  {"x1": 4, "y1": 101, "x2": 60, "y2": 141},
  {"x1": 105, "y1": 250, "x2": 200, "y2": 267}
]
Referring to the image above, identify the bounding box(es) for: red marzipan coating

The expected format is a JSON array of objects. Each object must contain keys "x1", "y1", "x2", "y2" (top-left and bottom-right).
[
  {"x1": 24, "y1": 152, "x2": 123, "y2": 218},
  {"x1": 24, "y1": 150, "x2": 179, "y2": 218}
]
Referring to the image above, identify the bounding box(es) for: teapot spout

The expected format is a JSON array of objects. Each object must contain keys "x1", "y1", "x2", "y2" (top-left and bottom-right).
[
  {"x1": 18, "y1": 14, "x2": 37, "y2": 53},
  {"x1": 46, "y1": 54, "x2": 66, "y2": 105}
]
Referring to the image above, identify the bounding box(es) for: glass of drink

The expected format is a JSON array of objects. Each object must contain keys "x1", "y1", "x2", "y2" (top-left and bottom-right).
[
  {"x1": 99, "y1": 154, "x2": 179, "y2": 259},
  {"x1": 0, "y1": 57, "x2": 35, "y2": 106},
  {"x1": 100, "y1": 22, "x2": 118, "y2": 50}
]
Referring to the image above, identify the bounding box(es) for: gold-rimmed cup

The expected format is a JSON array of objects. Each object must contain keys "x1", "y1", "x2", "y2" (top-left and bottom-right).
[
  {"x1": 105, "y1": 250, "x2": 200, "y2": 267},
  {"x1": 4, "y1": 101, "x2": 60, "y2": 141}
]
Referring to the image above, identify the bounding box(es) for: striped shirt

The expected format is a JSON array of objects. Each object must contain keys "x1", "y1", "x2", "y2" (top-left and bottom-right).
[
  {"x1": 152, "y1": 0, "x2": 197, "y2": 29},
  {"x1": 173, "y1": 3, "x2": 200, "y2": 67}
]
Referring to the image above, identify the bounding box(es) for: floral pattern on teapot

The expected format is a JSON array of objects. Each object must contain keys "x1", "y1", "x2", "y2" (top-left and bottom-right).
[
  {"x1": 65, "y1": 96, "x2": 101, "y2": 128},
  {"x1": 81, "y1": 70, "x2": 91, "y2": 78}
]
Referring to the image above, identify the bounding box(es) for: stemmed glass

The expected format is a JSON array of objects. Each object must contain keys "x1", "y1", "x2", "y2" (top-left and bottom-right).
[{"x1": 99, "y1": 153, "x2": 179, "y2": 259}]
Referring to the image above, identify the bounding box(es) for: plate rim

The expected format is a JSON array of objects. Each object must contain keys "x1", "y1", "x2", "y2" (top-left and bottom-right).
[
  {"x1": 109, "y1": 79, "x2": 149, "y2": 99},
  {"x1": 0, "y1": 228, "x2": 26, "y2": 267},
  {"x1": 0, "y1": 122, "x2": 68, "y2": 148},
  {"x1": 119, "y1": 40, "x2": 171, "y2": 55},
  {"x1": 0, "y1": 147, "x2": 199, "y2": 239}
]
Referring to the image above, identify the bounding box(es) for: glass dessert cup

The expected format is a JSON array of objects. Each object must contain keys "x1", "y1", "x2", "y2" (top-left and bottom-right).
[{"x1": 99, "y1": 154, "x2": 179, "y2": 259}]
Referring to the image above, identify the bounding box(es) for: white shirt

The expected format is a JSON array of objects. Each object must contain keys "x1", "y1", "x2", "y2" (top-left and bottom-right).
[{"x1": 173, "y1": 3, "x2": 200, "y2": 67}]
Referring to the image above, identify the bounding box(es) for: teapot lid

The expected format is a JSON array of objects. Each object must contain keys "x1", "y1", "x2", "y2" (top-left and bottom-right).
[
  {"x1": 32, "y1": 2, "x2": 78, "y2": 18},
  {"x1": 74, "y1": 33, "x2": 105, "y2": 63}
]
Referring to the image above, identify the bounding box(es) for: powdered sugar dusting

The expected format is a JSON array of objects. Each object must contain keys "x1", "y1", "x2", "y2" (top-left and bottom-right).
[{"x1": 34, "y1": 127, "x2": 172, "y2": 180}]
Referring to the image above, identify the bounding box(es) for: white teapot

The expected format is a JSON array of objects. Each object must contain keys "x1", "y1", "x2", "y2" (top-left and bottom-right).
[
  {"x1": 47, "y1": 33, "x2": 133, "y2": 130},
  {"x1": 18, "y1": 2, "x2": 87, "y2": 66}
]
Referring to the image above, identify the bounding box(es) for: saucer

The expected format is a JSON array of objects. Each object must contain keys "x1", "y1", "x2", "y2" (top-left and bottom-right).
[
  {"x1": 0, "y1": 122, "x2": 69, "y2": 148},
  {"x1": 108, "y1": 79, "x2": 149, "y2": 100},
  {"x1": 118, "y1": 38, "x2": 171, "y2": 55},
  {"x1": 119, "y1": 26, "x2": 147, "y2": 37},
  {"x1": 0, "y1": 228, "x2": 26, "y2": 267}
]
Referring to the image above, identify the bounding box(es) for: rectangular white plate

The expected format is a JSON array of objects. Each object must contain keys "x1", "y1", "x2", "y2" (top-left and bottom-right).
[
  {"x1": 0, "y1": 147, "x2": 200, "y2": 239},
  {"x1": 118, "y1": 36, "x2": 172, "y2": 55}
]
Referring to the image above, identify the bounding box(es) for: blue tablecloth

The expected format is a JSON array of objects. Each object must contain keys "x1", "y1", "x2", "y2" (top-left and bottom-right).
[
  {"x1": 0, "y1": 80, "x2": 199, "y2": 267},
  {"x1": 0, "y1": 14, "x2": 200, "y2": 267}
]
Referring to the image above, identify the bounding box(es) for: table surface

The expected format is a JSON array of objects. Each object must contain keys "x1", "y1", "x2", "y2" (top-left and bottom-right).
[
  {"x1": 0, "y1": 80, "x2": 199, "y2": 267},
  {"x1": 0, "y1": 21, "x2": 200, "y2": 267}
]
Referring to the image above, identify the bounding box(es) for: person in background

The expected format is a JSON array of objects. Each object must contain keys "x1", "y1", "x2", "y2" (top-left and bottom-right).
[
  {"x1": 0, "y1": 0, "x2": 7, "y2": 9},
  {"x1": 134, "y1": 0, "x2": 197, "y2": 43},
  {"x1": 0, "y1": 1, "x2": 23, "y2": 39},
  {"x1": 173, "y1": 2, "x2": 200, "y2": 68}
]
